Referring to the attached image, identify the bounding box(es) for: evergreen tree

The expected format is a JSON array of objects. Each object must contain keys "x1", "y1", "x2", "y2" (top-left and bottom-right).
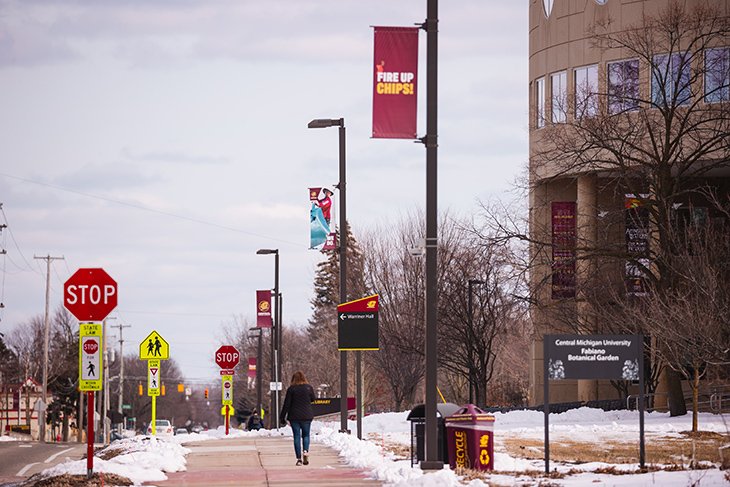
[
  {"x1": 308, "y1": 222, "x2": 367, "y2": 341},
  {"x1": 0, "y1": 332, "x2": 19, "y2": 382}
]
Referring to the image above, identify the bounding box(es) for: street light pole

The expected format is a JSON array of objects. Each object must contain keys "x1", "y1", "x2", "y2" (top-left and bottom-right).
[
  {"x1": 308, "y1": 117, "x2": 348, "y2": 434},
  {"x1": 249, "y1": 327, "x2": 263, "y2": 418},
  {"x1": 421, "y1": 0, "x2": 442, "y2": 470},
  {"x1": 256, "y1": 248, "x2": 280, "y2": 429}
]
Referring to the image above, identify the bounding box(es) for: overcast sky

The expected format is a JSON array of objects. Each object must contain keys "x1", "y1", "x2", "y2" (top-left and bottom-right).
[{"x1": 0, "y1": 0, "x2": 527, "y2": 381}]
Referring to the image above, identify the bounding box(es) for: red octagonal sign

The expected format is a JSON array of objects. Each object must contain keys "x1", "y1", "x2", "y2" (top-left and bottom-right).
[
  {"x1": 215, "y1": 345, "x2": 240, "y2": 370},
  {"x1": 83, "y1": 339, "x2": 99, "y2": 354},
  {"x1": 64, "y1": 268, "x2": 118, "y2": 321}
]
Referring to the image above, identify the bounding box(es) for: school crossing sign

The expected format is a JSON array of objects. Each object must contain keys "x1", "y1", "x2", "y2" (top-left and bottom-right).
[{"x1": 139, "y1": 331, "x2": 169, "y2": 360}]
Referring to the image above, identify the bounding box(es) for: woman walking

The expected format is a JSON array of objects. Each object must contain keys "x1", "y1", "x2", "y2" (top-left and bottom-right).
[{"x1": 280, "y1": 371, "x2": 316, "y2": 466}]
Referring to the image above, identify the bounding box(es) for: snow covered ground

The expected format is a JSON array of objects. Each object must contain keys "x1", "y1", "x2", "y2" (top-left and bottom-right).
[{"x1": 32, "y1": 407, "x2": 730, "y2": 486}]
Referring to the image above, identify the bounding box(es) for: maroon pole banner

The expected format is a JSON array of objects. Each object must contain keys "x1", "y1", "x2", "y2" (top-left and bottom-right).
[
  {"x1": 372, "y1": 26, "x2": 419, "y2": 139},
  {"x1": 256, "y1": 290, "x2": 272, "y2": 328},
  {"x1": 551, "y1": 202, "x2": 576, "y2": 299},
  {"x1": 247, "y1": 357, "x2": 256, "y2": 378}
]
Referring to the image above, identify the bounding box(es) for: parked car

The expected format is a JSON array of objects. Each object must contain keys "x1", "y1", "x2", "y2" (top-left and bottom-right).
[
  {"x1": 146, "y1": 419, "x2": 174, "y2": 437},
  {"x1": 175, "y1": 428, "x2": 188, "y2": 435}
]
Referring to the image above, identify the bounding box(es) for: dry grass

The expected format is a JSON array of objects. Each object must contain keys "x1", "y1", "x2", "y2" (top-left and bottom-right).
[
  {"x1": 21, "y1": 473, "x2": 133, "y2": 487},
  {"x1": 501, "y1": 430, "x2": 729, "y2": 466}
]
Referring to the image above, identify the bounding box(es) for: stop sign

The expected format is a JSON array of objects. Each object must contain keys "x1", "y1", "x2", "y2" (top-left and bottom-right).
[
  {"x1": 215, "y1": 345, "x2": 240, "y2": 369},
  {"x1": 64, "y1": 268, "x2": 118, "y2": 321},
  {"x1": 83, "y1": 339, "x2": 99, "y2": 354}
]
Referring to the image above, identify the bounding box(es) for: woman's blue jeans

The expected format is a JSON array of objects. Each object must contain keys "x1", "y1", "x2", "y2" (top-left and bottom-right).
[{"x1": 290, "y1": 420, "x2": 312, "y2": 459}]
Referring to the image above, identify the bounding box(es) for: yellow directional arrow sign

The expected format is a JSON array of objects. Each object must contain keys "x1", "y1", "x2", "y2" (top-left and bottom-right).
[{"x1": 139, "y1": 330, "x2": 169, "y2": 360}]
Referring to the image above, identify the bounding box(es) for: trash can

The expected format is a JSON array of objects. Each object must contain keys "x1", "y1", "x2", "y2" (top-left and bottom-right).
[
  {"x1": 445, "y1": 404, "x2": 495, "y2": 471},
  {"x1": 406, "y1": 403, "x2": 461, "y2": 467}
]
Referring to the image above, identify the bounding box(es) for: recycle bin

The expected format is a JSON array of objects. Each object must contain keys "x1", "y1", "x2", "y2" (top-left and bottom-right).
[{"x1": 445, "y1": 404, "x2": 495, "y2": 471}]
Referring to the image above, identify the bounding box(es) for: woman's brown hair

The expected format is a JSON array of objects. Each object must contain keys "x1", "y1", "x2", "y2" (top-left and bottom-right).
[{"x1": 291, "y1": 371, "x2": 308, "y2": 385}]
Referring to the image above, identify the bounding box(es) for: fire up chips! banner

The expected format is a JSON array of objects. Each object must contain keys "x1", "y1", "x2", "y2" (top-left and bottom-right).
[{"x1": 372, "y1": 26, "x2": 419, "y2": 139}]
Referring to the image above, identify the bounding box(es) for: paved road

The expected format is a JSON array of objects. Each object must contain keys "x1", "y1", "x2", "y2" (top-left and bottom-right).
[{"x1": 0, "y1": 440, "x2": 86, "y2": 485}]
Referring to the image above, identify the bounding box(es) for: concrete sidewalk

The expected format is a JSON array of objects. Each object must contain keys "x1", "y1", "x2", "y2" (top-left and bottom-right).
[{"x1": 146, "y1": 436, "x2": 383, "y2": 486}]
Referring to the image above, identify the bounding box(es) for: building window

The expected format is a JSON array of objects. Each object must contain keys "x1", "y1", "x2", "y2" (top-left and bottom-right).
[
  {"x1": 608, "y1": 59, "x2": 640, "y2": 114},
  {"x1": 705, "y1": 47, "x2": 729, "y2": 103},
  {"x1": 551, "y1": 71, "x2": 567, "y2": 123},
  {"x1": 652, "y1": 53, "x2": 692, "y2": 107},
  {"x1": 574, "y1": 64, "x2": 598, "y2": 118},
  {"x1": 536, "y1": 77, "x2": 546, "y2": 128},
  {"x1": 543, "y1": 0, "x2": 554, "y2": 18}
]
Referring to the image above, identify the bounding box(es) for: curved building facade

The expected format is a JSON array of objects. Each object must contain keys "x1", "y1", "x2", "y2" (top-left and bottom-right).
[{"x1": 527, "y1": 0, "x2": 730, "y2": 404}]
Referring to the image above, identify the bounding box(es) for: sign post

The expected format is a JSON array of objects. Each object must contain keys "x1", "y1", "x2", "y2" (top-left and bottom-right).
[
  {"x1": 543, "y1": 334, "x2": 644, "y2": 472},
  {"x1": 139, "y1": 331, "x2": 169, "y2": 436},
  {"x1": 337, "y1": 294, "x2": 379, "y2": 440},
  {"x1": 64, "y1": 268, "x2": 118, "y2": 480},
  {"x1": 215, "y1": 346, "x2": 239, "y2": 436}
]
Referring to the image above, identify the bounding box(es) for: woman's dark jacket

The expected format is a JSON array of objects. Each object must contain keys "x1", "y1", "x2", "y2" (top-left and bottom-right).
[{"x1": 280, "y1": 383, "x2": 316, "y2": 422}]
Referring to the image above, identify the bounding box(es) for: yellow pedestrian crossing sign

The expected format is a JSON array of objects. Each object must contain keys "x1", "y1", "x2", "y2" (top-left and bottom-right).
[{"x1": 139, "y1": 330, "x2": 169, "y2": 360}]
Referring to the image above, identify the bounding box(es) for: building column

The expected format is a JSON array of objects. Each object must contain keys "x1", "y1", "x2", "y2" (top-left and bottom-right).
[{"x1": 576, "y1": 174, "x2": 598, "y2": 402}]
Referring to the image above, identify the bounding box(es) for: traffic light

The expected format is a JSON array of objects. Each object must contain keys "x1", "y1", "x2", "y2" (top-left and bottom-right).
[
  {"x1": 138, "y1": 383, "x2": 143, "y2": 396},
  {"x1": 177, "y1": 383, "x2": 184, "y2": 393},
  {"x1": 161, "y1": 384, "x2": 166, "y2": 396},
  {"x1": 204, "y1": 388, "x2": 209, "y2": 399}
]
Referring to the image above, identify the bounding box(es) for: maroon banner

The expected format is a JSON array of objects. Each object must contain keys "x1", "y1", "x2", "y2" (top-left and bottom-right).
[
  {"x1": 247, "y1": 357, "x2": 256, "y2": 378},
  {"x1": 625, "y1": 195, "x2": 650, "y2": 296},
  {"x1": 552, "y1": 202, "x2": 576, "y2": 299},
  {"x1": 372, "y1": 26, "x2": 419, "y2": 139},
  {"x1": 256, "y1": 290, "x2": 272, "y2": 328}
]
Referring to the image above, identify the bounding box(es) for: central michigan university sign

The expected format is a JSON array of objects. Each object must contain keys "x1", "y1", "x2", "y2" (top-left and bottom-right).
[
  {"x1": 542, "y1": 334, "x2": 646, "y2": 473},
  {"x1": 544, "y1": 335, "x2": 642, "y2": 381}
]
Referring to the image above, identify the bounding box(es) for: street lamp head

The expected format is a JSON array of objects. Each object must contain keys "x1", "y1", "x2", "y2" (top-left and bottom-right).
[
  {"x1": 308, "y1": 118, "x2": 344, "y2": 129},
  {"x1": 256, "y1": 249, "x2": 278, "y2": 255}
]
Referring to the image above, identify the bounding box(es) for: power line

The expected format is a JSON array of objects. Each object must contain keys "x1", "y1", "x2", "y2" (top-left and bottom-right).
[
  {"x1": 0, "y1": 172, "x2": 302, "y2": 248},
  {"x1": 0, "y1": 204, "x2": 38, "y2": 274}
]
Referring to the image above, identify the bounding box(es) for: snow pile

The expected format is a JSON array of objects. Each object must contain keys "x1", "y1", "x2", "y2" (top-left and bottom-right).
[{"x1": 38, "y1": 435, "x2": 189, "y2": 484}]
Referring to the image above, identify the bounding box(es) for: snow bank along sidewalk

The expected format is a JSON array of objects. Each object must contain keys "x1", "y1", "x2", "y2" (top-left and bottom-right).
[{"x1": 23, "y1": 408, "x2": 730, "y2": 487}]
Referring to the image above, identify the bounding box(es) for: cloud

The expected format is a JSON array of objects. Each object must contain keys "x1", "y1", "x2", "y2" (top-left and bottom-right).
[
  {"x1": 121, "y1": 147, "x2": 230, "y2": 166},
  {"x1": 53, "y1": 162, "x2": 162, "y2": 191},
  {"x1": 0, "y1": 10, "x2": 78, "y2": 67}
]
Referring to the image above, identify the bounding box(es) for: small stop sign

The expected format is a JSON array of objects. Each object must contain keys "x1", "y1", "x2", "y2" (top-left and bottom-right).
[
  {"x1": 83, "y1": 339, "x2": 99, "y2": 354},
  {"x1": 215, "y1": 345, "x2": 240, "y2": 370},
  {"x1": 64, "y1": 268, "x2": 118, "y2": 321}
]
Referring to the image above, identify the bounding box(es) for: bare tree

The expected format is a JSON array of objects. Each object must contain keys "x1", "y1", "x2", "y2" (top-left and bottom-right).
[
  {"x1": 362, "y1": 213, "x2": 426, "y2": 411},
  {"x1": 527, "y1": 1, "x2": 730, "y2": 413}
]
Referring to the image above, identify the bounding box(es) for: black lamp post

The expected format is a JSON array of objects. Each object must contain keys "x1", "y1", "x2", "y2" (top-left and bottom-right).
[
  {"x1": 467, "y1": 279, "x2": 485, "y2": 405},
  {"x1": 248, "y1": 327, "x2": 263, "y2": 419},
  {"x1": 421, "y1": 0, "x2": 441, "y2": 470},
  {"x1": 307, "y1": 117, "x2": 349, "y2": 434},
  {"x1": 256, "y1": 248, "x2": 280, "y2": 429}
]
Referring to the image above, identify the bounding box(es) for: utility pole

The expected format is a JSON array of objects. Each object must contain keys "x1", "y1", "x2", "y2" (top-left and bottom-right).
[
  {"x1": 112, "y1": 323, "x2": 131, "y2": 428},
  {"x1": 34, "y1": 254, "x2": 64, "y2": 443}
]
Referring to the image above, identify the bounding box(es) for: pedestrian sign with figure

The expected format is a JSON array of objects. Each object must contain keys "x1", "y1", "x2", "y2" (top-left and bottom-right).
[
  {"x1": 139, "y1": 330, "x2": 169, "y2": 360},
  {"x1": 148, "y1": 359, "x2": 161, "y2": 397},
  {"x1": 79, "y1": 323, "x2": 103, "y2": 391}
]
